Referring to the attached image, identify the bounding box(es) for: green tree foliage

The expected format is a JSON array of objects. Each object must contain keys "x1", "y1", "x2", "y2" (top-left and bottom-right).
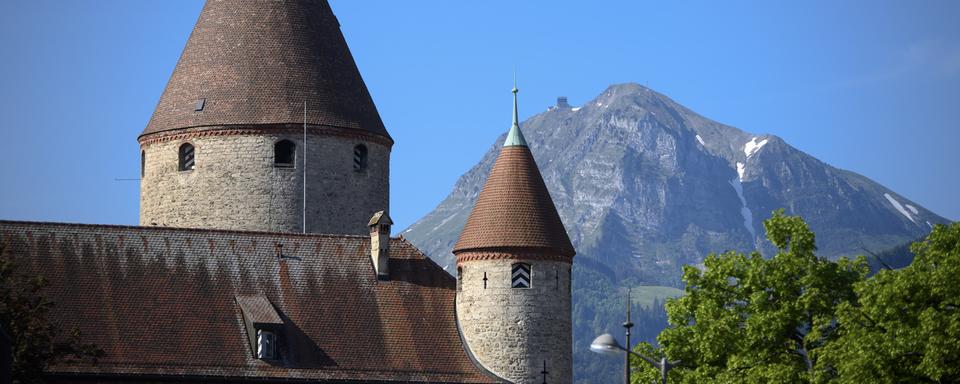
[
  {"x1": 630, "y1": 341, "x2": 666, "y2": 384},
  {"x1": 0, "y1": 244, "x2": 102, "y2": 384},
  {"x1": 635, "y1": 210, "x2": 868, "y2": 383},
  {"x1": 822, "y1": 222, "x2": 960, "y2": 382},
  {"x1": 632, "y1": 211, "x2": 960, "y2": 383}
]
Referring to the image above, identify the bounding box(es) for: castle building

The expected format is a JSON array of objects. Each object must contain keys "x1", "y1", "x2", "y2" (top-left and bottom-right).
[{"x1": 0, "y1": 1, "x2": 574, "y2": 383}]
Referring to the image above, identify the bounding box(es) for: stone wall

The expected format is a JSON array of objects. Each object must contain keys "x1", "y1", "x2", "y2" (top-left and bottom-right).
[
  {"x1": 456, "y1": 256, "x2": 572, "y2": 384},
  {"x1": 140, "y1": 129, "x2": 389, "y2": 235}
]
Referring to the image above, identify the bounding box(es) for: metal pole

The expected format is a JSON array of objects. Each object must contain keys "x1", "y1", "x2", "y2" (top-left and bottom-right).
[
  {"x1": 623, "y1": 289, "x2": 634, "y2": 384},
  {"x1": 660, "y1": 357, "x2": 668, "y2": 384},
  {"x1": 302, "y1": 100, "x2": 307, "y2": 234}
]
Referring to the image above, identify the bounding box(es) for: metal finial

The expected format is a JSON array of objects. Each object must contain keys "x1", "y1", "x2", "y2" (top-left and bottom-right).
[
  {"x1": 504, "y1": 72, "x2": 527, "y2": 147},
  {"x1": 513, "y1": 67, "x2": 518, "y2": 93}
]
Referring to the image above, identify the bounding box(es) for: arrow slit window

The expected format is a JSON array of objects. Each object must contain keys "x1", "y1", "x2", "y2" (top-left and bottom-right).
[{"x1": 511, "y1": 263, "x2": 531, "y2": 289}]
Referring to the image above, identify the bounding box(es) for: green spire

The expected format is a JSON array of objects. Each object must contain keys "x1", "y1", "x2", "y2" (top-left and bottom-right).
[{"x1": 504, "y1": 80, "x2": 528, "y2": 147}]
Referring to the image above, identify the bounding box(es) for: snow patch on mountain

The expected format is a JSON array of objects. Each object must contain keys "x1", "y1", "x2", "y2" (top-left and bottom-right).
[
  {"x1": 571, "y1": 107, "x2": 582, "y2": 112},
  {"x1": 729, "y1": 177, "x2": 756, "y2": 241},
  {"x1": 884, "y1": 193, "x2": 916, "y2": 223},
  {"x1": 432, "y1": 212, "x2": 459, "y2": 232},
  {"x1": 736, "y1": 162, "x2": 746, "y2": 181},
  {"x1": 744, "y1": 137, "x2": 769, "y2": 158},
  {"x1": 696, "y1": 135, "x2": 705, "y2": 145},
  {"x1": 905, "y1": 204, "x2": 919, "y2": 215}
]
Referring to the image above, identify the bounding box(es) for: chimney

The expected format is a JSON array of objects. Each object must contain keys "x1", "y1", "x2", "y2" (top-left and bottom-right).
[
  {"x1": 556, "y1": 96, "x2": 570, "y2": 108},
  {"x1": 368, "y1": 211, "x2": 393, "y2": 279}
]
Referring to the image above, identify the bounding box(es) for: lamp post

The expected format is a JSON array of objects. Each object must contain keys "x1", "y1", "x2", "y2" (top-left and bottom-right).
[
  {"x1": 623, "y1": 289, "x2": 634, "y2": 384},
  {"x1": 590, "y1": 333, "x2": 679, "y2": 384},
  {"x1": 591, "y1": 290, "x2": 679, "y2": 384}
]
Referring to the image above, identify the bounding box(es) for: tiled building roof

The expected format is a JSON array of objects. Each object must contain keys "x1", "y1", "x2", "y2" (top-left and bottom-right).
[
  {"x1": 453, "y1": 145, "x2": 575, "y2": 259},
  {"x1": 142, "y1": 0, "x2": 390, "y2": 141},
  {"x1": 0, "y1": 221, "x2": 498, "y2": 383}
]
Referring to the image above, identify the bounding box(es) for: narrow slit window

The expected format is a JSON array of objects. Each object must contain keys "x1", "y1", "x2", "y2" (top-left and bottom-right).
[
  {"x1": 178, "y1": 143, "x2": 195, "y2": 171},
  {"x1": 353, "y1": 144, "x2": 367, "y2": 172},
  {"x1": 457, "y1": 267, "x2": 463, "y2": 291},
  {"x1": 512, "y1": 263, "x2": 531, "y2": 289},
  {"x1": 141, "y1": 150, "x2": 146, "y2": 178},
  {"x1": 274, "y1": 140, "x2": 296, "y2": 167}
]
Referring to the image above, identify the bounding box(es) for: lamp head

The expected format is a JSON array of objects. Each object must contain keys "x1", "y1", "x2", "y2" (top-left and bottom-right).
[{"x1": 589, "y1": 333, "x2": 624, "y2": 356}]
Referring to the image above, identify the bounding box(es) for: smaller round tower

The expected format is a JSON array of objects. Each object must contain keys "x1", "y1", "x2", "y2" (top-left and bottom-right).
[{"x1": 454, "y1": 86, "x2": 575, "y2": 384}]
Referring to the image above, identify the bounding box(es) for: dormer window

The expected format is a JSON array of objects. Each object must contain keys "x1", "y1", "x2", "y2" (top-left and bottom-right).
[
  {"x1": 236, "y1": 295, "x2": 283, "y2": 361},
  {"x1": 512, "y1": 263, "x2": 531, "y2": 288},
  {"x1": 257, "y1": 329, "x2": 276, "y2": 359}
]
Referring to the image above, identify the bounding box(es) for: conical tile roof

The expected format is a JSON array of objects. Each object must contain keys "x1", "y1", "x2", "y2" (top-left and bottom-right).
[
  {"x1": 453, "y1": 89, "x2": 574, "y2": 258},
  {"x1": 141, "y1": 0, "x2": 389, "y2": 141}
]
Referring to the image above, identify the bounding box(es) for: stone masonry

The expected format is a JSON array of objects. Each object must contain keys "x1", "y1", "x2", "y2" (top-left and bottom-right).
[
  {"x1": 456, "y1": 256, "x2": 573, "y2": 384},
  {"x1": 140, "y1": 127, "x2": 389, "y2": 235}
]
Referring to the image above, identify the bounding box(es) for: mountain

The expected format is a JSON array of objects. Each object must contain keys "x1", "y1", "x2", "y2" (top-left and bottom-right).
[{"x1": 401, "y1": 83, "x2": 950, "y2": 382}]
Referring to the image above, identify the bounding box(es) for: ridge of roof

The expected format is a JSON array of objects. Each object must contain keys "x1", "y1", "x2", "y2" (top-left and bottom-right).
[
  {"x1": 0, "y1": 219, "x2": 374, "y2": 240},
  {"x1": 141, "y1": 0, "x2": 390, "y2": 141}
]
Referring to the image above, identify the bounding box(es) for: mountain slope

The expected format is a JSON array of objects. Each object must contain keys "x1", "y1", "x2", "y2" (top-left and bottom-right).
[{"x1": 404, "y1": 83, "x2": 946, "y2": 280}]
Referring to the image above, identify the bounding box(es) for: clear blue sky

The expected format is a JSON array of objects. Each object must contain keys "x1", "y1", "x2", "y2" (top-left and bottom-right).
[{"x1": 1, "y1": 0, "x2": 957, "y2": 230}]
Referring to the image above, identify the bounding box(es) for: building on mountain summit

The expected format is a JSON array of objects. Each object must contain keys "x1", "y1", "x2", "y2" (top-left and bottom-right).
[{"x1": 0, "y1": 1, "x2": 574, "y2": 383}]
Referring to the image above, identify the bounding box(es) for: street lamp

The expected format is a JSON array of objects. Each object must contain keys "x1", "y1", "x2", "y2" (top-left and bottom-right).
[{"x1": 590, "y1": 333, "x2": 679, "y2": 384}]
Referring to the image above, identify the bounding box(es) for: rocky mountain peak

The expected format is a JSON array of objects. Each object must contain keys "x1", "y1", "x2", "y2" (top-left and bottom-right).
[{"x1": 403, "y1": 83, "x2": 948, "y2": 280}]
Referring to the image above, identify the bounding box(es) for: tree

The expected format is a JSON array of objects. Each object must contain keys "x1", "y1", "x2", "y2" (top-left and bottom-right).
[
  {"x1": 0, "y1": 244, "x2": 102, "y2": 384},
  {"x1": 635, "y1": 210, "x2": 868, "y2": 383},
  {"x1": 821, "y1": 222, "x2": 960, "y2": 383}
]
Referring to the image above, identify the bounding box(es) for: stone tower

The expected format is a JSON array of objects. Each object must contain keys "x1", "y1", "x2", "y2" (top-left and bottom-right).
[
  {"x1": 139, "y1": 0, "x2": 390, "y2": 235},
  {"x1": 454, "y1": 86, "x2": 576, "y2": 383}
]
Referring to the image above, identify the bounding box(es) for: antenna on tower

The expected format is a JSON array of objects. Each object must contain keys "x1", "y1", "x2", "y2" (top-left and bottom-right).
[{"x1": 303, "y1": 100, "x2": 307, "y2": 234}]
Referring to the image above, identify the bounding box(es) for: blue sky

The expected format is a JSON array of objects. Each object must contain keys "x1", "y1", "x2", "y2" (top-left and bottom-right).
[{"x1": 0, "y1": 0, "x2": 957, "y2": 230}]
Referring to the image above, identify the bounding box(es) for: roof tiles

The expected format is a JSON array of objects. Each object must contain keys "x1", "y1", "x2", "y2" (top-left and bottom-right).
[
  {"x1": 142, "y1": 0, "x2": 390, "y2": 141},
  {"x1": 453, "y1": 146, "x2": 575, "y2": 259},
  {"x1": 0, "y1": 220, "x2": 496, "y2": 383}
]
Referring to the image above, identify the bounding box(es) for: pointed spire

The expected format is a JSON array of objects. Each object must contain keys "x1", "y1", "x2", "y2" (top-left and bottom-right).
[
  {"x1": 504, "y1": 77, "x2": 528, "y2": 147},
  {"x1": 453, "y1": 79, "x2": 574, "y2": 259}
]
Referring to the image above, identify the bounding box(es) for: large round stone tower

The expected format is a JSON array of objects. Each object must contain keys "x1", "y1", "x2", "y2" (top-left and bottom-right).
[
  {"x1": 454, "y1": 87, "x2": 576, "y2": 383},
  {"x1": 139, "y1": 0, "x2": 390, "y2": 235}
]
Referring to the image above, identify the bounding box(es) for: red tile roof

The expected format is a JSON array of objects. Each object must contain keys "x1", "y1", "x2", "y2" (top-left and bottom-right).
[
  {"x1": 142, "y1": 0, "x2": 390, "y2": 142},
  {"x1": 0, "y1": 220, "x2": 498, "y2": 383},
  {"x1": 453, "y1": 146, "x2": 575, "y2": 259}
]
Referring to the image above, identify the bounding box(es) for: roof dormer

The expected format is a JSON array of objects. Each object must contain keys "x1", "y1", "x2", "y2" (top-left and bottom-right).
[{"x1": 236, "y1": 295, "x2": 283, "y2": 361}]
